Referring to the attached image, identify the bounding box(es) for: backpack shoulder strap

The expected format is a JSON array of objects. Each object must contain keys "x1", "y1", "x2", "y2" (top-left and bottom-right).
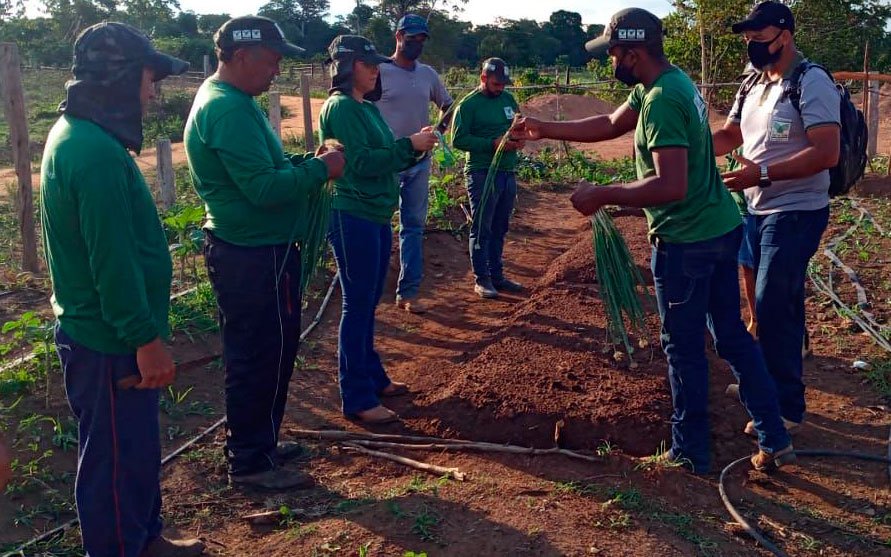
[
  {"x1": 786, "y1": 60, "x2": 833, "y2": 113},
  {"x1": 730, "y1": 70, "x2": 763, "y2": 121}
]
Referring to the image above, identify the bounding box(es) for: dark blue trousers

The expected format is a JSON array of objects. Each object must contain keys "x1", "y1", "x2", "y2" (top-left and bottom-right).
[
  {"x1": 467, "y1": 170, "x2": 517, "y2": 282},
  {"x1": 204, "y1": 231, "x2": 302, "y2": 476},
  {"x1": 651, "y1": 226, "x2": 791, "y2": 473},
  {"x1": 56, "y1": 326, "x2": 162, "y2": 557},
  {"x1": 328, "y1": 210, "x2": 393, "y2": 415},
  {"x1": 750, "y1": 206, "x2": 829, "y2": 423}
]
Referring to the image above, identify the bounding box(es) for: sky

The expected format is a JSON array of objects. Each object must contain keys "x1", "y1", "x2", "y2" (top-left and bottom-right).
[{"x1": 25, "y1": 0, "x2": 675, "y2": 26}]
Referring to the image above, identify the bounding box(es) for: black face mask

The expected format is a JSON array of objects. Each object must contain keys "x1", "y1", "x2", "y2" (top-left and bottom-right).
[
  {"x1": 613, "y1": 51, "x2": 639, "y2": 87},
  {"x1": 401, "y1": 41, "x2": 424, "y2": 61},
  {"x1": 747, "y1": 31, "x2": 784, "y2": 71}
]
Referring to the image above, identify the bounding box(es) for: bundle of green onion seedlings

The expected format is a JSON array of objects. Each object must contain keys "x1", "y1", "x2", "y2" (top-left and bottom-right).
[
  {"x1": 590, "y1": 207, "x2": 652, "y2": 368},
  {"x1": 299, "y1": 139, "x2": 341, "y2": 292}
]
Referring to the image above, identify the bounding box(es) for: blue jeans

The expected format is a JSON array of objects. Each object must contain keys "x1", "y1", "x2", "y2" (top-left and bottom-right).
[
  {"x1": 204, "y1": 231, "x2": 302, "y2": 476},
  {"x1": 467, "y1": 170, "x2": 517, "y2": 282},
  {"x1": 737, "y1": 213, "x2": 756, "y2": 269},
  {"x1": 651, "y1": 226, "x2": 791, "y2": 473},
  {"x1": 750, "y1": 206, "x2": 829, "y2": 423},
  {"x1": 397, "y1": 157, "x2": 432, "y2": 300},
  {"x1": 55, "y1": 326, "x2": 163, "y2": 557},
  {"x1": 328, "y1": 210, "x2": 393, "y2": 415}
]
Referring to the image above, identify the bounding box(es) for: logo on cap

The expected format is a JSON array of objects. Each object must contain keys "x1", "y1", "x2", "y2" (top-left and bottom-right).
[
  {"x1": 233, "y1": 29, "x2": 262, "y2": 41},
  {"x1": 617, "y1": 28, "x2": 646, "y2": 41}
]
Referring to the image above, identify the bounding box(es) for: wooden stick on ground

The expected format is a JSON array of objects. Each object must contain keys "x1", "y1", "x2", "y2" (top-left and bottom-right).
[
  {"x1": 340, "y1": 438, "x2": 602, "y2": 464},
  {"x1": 291, "y1": 429, "x2": 602, "y2": 464},
  {"x1": 341, "y1": 442, "x2": 468, "y2": 481}
]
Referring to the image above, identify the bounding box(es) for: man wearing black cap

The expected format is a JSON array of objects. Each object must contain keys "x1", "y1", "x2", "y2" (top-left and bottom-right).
[
  {"x1": 453, "y1": 57, "x2": 525, "y2": 299},
  {"x1": 516, "y1": 8, "x2": 794, "y2": 473},
  {"x1": 40, "y1": 21, "x2": 203, "y2": 557},
  {"x1": 376, "y1": 13, "x2": 453, "y2": 314},
  {"x1": 185, "y1": 16, "x2": 345, "y2": 490},
  {"x1": 714, "y1": 1, "x2": 840, "y2": 435}
]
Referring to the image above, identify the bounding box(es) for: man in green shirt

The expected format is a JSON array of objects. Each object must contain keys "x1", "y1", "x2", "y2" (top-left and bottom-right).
[
  {"x1": 185, "y1": 16, "x2": 344, "y2": 490},
  {"x1": 516, "y1": 8, "x2": 793, "y2": 473},
  {"x1": 41, "y1": 22, "x2": 203, "y2": 556},
  {"x1": 453, "y1": 58, "x2": 525, "y2": 299}
]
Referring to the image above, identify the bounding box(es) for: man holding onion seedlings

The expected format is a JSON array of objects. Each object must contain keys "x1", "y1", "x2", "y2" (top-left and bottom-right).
[
  {"x1": 515, "y1": 8, "x2": 795, "y2": 474},
  {"x1": 453, "y1": 58, "x2": 526, "y2": 299},
  {"x1": 40, "y1": 22, "x2": 204, "y2": 556},
  {"x1": 185, "y1": 16, "x2": 345, "y2": 490}
]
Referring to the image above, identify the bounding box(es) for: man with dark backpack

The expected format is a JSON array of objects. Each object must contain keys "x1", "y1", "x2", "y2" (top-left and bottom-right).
[{"x1": 713, "y1": 1, "x2": 850, "y2": 437}]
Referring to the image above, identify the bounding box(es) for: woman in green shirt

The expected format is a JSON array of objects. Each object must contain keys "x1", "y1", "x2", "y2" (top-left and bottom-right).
[{"x1": 320, "y1": 35, "x2": 437, "y2": 423}]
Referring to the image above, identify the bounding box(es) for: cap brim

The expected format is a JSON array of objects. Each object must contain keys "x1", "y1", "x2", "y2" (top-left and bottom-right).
[
  {"x1": 585, "y1": 35, "x2": 612, "y2": 57},
  {"x1": 731, "y1": 16, "x2": 768, "y2": 34},
  {"x1": 359, "y1": 53, "x2": 393, "y2": 65},
  {"x1": 147, "y1": 51, "x2": 190, "y2": 81},
  {"x1": 402, "y1": 28, "x2": 429, "y2": 37},
  {"x1": 268, "y1": 40, "x2": 306, "y2": 57}
]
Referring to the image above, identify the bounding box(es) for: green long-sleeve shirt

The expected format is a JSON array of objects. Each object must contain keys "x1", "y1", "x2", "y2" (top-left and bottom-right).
[
  {"x1": 452, "y1": 89, "x2": 520, "y2": 173},
  {"x1": 319, "y1": 92, "x2": 419, "y2": 224},
  {"x1": 40, "y1": 116, "x2": 172, "y2": 354},
  {"x1": 184, "y1": 79, "x2": 329, "y2": 246}
]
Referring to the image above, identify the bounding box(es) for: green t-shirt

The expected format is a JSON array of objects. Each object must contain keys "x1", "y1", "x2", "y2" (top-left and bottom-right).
[
  {"x1": 184, "y1": 79, "x2": 329, "y2": 246},
  {"x1": 319, "y1": 92, "x2": 419, "y2": 224},
  {"x1": 628, "y1": 66, "x2": 740, "y2": 243},
  {"x1": 40, "y1": 116, "x2": 172, "y2": 354},
  {"x1": 452, "y1": 89, "x2": 520, "y2": 173}
]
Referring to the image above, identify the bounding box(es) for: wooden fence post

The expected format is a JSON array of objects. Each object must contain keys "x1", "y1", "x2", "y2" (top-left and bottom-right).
[
  {"x1": 268, "y1": 91, "x2": 282, "y2": 139},
  {"x1": 300, "y1": 73, "x2": 315, "y2": 152},
  {"x1": 203, "y1": 54, "x2": 211, "y2": 78},
  {"x1": 0, "y1": 43, "x2": 39, "y2": 273},
  {"x1": 156, "y1": 139, "x2": 176, "y2": 211},
  {"x1": 867, "y1": 81, "x2": 880, "y2": 157}
]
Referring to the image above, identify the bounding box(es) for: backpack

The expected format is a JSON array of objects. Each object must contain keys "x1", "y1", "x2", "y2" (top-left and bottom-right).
[{"x1": 735, "y1": 60, "x2": 868, "y2": 197}]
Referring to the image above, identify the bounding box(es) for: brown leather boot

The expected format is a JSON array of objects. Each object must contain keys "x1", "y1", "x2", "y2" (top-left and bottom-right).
[{"x1": 141, "y1": 536, "x2": 205, "y2": 557}]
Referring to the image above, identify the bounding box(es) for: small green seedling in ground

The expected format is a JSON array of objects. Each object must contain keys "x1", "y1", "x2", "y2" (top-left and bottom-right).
[
  {"x1": 636, "y1": 442, "x2": 689, "y2": 471},
  {"x1": 403, "y1": 552, "x2": 428, "y2": 557},
  {"x1": 357, "y1": 542, "x2": 372, "y2": 557},
  {"x1": 411, "y1": 505, "x2": 442, "y2": 543},
  {"x1": 50, "y1": 416, "x2": 77, "y2": 451},
  {"x1": 386, "y1": 500, "x2": 405, "y2": 518},
  {"x1": 596, "y1": 440, "x2": 615, "y2": 457}
]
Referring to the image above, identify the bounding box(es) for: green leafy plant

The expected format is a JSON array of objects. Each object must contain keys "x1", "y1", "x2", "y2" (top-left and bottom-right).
[{"x1": 162, "y1": 204, "x2": 205, "y2": 283}]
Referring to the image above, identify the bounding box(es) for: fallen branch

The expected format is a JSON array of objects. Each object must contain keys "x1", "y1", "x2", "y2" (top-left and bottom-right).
[
  {"x1": 291, "y1": 429, "x2": 602, "y2": 463},
  {"x1": 341, "y1": 443, "x2": 468, "y2": 481}
]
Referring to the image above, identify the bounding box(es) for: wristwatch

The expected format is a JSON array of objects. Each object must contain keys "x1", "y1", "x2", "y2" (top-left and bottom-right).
[{"x1": 758, "y1": 165, "x2": 772, "y2": 188}]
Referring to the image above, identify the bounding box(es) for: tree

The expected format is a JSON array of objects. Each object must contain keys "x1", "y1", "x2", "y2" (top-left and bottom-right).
[
  {"x1": 340, "y1": 2, "x2": 373, "y2": 34},
  {"x1": 197, "y1": 13, "x2": 230, "y2": 36},
  {"x1": 543, "y1": 10, "x2": 587, "y2": 67}
]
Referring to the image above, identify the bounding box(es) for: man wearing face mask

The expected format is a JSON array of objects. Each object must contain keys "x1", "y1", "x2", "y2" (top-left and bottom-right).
[
  {"x1": 515, "y1": 8, "x2": 794, "y2": 474},
  {"x1": 376, "y1": 14, "x2": 453, "y2": 314},
  {"x1": 713, "y1": 1, "x2": 840, "y2": 437},
  {"x1": 452, "y1": 58, "x2": 525, "y2": 299}
]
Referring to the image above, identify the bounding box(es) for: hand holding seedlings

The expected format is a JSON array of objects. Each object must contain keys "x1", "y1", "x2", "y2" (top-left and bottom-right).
[
  {"x1": 319, "y1": 150, "x2": 346, "y2": 180},
  {"x1": 570, "y1": 180, "x2": 608, "y2": 216},
  {"x1": 410, "y1": 129, "x2": 438, "y2": 151},
  {"x1": 513, "y1": 115, "x2": 543, "y2": 140},
  {"x1": 135, "y1": 337, "x2": 176, "y2": 389}
]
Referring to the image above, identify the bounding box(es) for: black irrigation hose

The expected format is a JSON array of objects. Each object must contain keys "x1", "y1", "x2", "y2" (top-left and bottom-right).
[
  {"x1": 4, "y1": 273, "x2": 341, "y2": 557},
  {"x1": 719, "y1": 446, "x2": 891, "y2": 557}
]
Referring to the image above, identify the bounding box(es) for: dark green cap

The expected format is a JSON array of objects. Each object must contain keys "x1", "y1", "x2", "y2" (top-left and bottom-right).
[
  {"x1": 73, "y1": 22, "x2": 190, "y2": 81},
  {"x1": 215, "y1": 16, "x2": 305, "y2": 57},
  {"x1": 585, "y1": 8, "x2": 663, "y2": 57},
  {"x1": 326, "y1": 35, "x2": 391, "y2": 65}
]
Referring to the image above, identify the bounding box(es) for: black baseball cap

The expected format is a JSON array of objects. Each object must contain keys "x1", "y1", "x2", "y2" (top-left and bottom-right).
[
  {"x1": 215, "y1": 16, "x2": 305, "y2": 57},
  {"x1": 327, "y1": 35, "x2": 392, "y2": 65},
  {"x1": 481, "y1": 57, "x2": 512, "y2": 84},
  {"x1": 732, "y1": 1, "x2": 795, "y2": 34},
  {"x1": 585, "y1": 8, "x2": 663, "y2": 57}
]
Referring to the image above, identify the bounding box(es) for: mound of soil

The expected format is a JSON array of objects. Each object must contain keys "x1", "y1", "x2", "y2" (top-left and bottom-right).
[
  {"x1": 521, "y1": 93, "x2": 616, "y2": 122},
  {"x1": 404, "y1": 214, "x2": 671, "y2": 456}
]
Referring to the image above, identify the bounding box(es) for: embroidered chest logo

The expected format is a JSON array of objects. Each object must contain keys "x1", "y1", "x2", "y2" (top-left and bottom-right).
[
  {"x1": 769, "y1": 117, "x2": 793, "y2": 142},
  {"x1": 503, "y1": 106, "x2": 515, "y2": 120}
]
